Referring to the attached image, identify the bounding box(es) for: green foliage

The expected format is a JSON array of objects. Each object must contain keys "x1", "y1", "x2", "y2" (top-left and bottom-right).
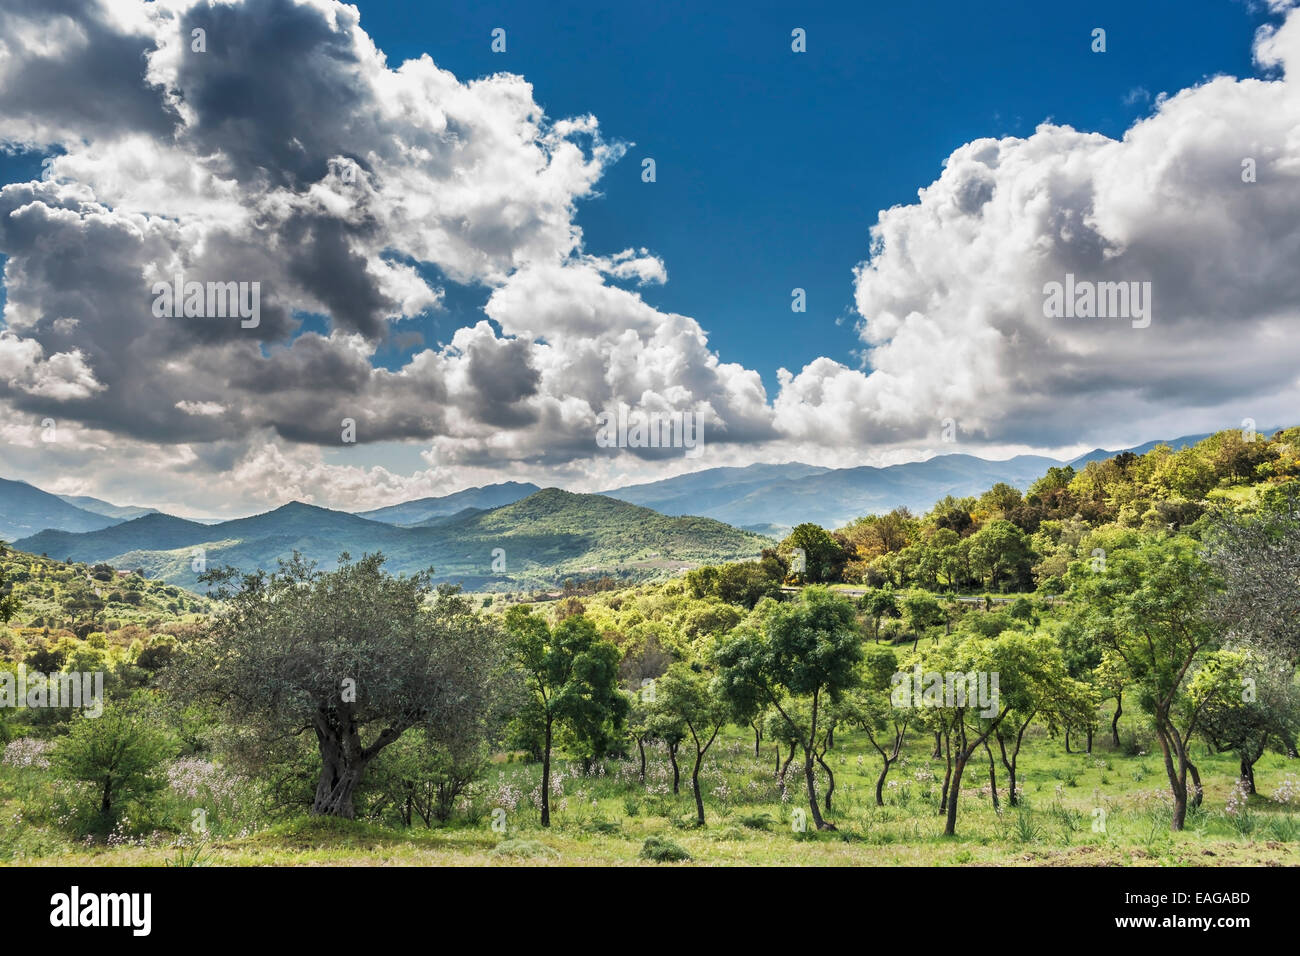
[
  {"x1": 684, "y1": 556, "x2": 785, "y2": 608},
  {"x1": 506, "y1": 605, "x2": 628, "y2": 824},
  {"x1": 778, "y1": 524, "x2": 847, "y2": 584},
  {"x1": 639, "y1": 835, "x2": 691, "y2": 862},
  {"x1": 54, "y1": 701, "x2": 172, "y2": 825},
  {"x1": 174, "y1": 553, "x2": 507, "y2": 818}
]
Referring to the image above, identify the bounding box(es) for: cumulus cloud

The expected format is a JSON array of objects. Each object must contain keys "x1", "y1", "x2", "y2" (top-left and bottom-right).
[
  {"x1": 841, "y1": 3, "x2": 1300, "y2": 449},
  {"x1": 0, "y1": 0, "x2": 773, "y2": 479},
  {"x1": 1, "y1": 0, "x2": 1299, "y2": 512}
]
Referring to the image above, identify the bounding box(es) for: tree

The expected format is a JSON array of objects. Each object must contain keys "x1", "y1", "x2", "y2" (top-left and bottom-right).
[
  {"x1": 1195, "y1": 649, "x2": 1300, "y2": 792},
  {"x1": 1094, "y1": 649, "x2": 1130, "y2": 748},
  {"x1": 366, "y1": 730, "x2": 489, "y2": 826},
  {"x1": 0, "y1": 544, "x2": 20, "y2": 625},
  {"x1": 654, "y1": 661, "x2": 731, "y2": 825},
  {"x1": 909, "y1": 630, "x2": 1078, "y2": 836},
  {"x1": 55, "y1": 702, "x2": 171, "y2": 821},
  {"x1": 685, "y1": 560, "x2": 783, "y2": 609},
  {"x1": 902, "y1": 592, "x2": 946, "y2": 649},
  {"x1": 967, "y1": 519, "x2": 1035, "y2": 591},
  {"x1": 643, "y1": 697, "x2": 686, "y2": 795},
  {"x1": 175, "y1": 553, "x2": 505, "y2": 818},
  {"x1": 854, "y1": 644, "x2": 912, "y2": 805},
  {"x1": 779, "y1": 524, "x2": 847, "y2": 584},
  {"x1": 715, "y1": 587, "x2": 862, "y2": 830},
  {"x1": 1067, "y1": 537, "x2": 1225, "y2": 830},
  {"x1": 858, "y1": 587, "x2": 900, "y2": 643},
  {"x1": 1204, "y1": 491, "x2": 1300, "y2": 663},
  {"x1": 994, "y1": 667, "x2": 1096, "y2": 806},
  {"x1": 505, "y1": 607, "x2": 627, "y2": 826}
]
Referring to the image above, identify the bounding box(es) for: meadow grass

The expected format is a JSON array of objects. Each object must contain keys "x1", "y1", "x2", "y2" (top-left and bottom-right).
[{"x1": 4, "y1": 714, "x2": 1297, "y2": 866}]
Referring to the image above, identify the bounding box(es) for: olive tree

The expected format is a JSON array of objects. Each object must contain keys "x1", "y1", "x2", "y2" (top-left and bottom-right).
[{"x1": 174, "y1": 553, "x2": 506, "y2": 819}]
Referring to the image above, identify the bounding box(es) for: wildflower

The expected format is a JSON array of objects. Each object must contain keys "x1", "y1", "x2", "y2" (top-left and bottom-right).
[
  {"x1": 1225, "y1": 778, "x2": 1251, "y2": 817},
  {"x1": 2, "y1": 738, "x2": 53, "y2": 769}
]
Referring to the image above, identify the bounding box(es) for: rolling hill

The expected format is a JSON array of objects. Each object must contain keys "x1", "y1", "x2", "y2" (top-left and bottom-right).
[
  {"x1": 0, "y1": 546, "x2": 210, "y2": 630},
  {"x1": 13, "y1": 489, "x2": 770, "y2": 592}
]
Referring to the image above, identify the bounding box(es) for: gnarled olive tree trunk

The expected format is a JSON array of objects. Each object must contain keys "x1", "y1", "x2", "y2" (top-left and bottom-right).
[{"x1": 311, "y1": 706, "x2": 401, "y2": 818}]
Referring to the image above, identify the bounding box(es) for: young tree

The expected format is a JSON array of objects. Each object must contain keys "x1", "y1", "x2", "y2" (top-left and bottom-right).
[
  {"x1": 910, "y1": 630, "x2": 1077, "y2": 836},
  {"x1": 654, "y1": 661, "x2": 732, "y2": 825},
  {"x1": 1094, "y1": 650, "x2": 1129, "y2": 749},
  {"x1": 902, "y1": 592, "x2": 946, "y2": 649},
  {"x1": 175, "y1": 553, "x2": 505, "y2": 818},
  {"x1": 858, "y1": 587, "x2": 900, "y2": 643},
  {"x1": 715, "y1": 587, "x2": 862, "y2": 830},
  {"x1": 1068, "y1": 537, "x2": 1225, "y2": 830},
  {"x1": 764, "y1": 707, "x2": 800, "y2": 787},
  {"x1": 366, "y1": 731, "x2": 489, "y2": 826},
  {"x1": 993, "y1": 669, "x2": 1096, "y2": 806},
  {"x1": 644, "y1": 700, "x2": 686, "y2": 795},
  {"x1": 853, "y1": 644, "x2": 912, "y2": 805},
  {"x1": 55, "y1": 702, "x2": 171, "y2": 820},
  {"x1": 505, "y1": 607, "x2": 627, "y2": 826}
]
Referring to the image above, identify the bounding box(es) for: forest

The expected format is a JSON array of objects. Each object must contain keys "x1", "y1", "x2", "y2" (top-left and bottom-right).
[{"x1": 0, "y1": 427, "x2": 1296, "y2": 865}]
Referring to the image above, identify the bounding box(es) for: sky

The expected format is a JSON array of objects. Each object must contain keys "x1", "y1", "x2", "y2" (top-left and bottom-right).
[{"x1": 0, "y1": 0, "x2": 1298, "y2": 518}]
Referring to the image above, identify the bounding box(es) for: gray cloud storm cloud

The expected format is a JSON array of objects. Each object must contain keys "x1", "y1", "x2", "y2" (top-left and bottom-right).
[{"x1": 1, "y1": 0, "x2": 1299, "y2": 512}]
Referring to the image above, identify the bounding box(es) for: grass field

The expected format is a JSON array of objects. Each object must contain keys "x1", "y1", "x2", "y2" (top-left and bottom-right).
[{"x1": 5, "y1": 715, "x2": 1297, "y2": 867}]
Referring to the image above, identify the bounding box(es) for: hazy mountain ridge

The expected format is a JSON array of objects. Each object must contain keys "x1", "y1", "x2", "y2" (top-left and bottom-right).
[
  {"x1": 55, "y1": 494, "x2": 157, "y2": 521},
  {"x1": 0, "y1": 431, "x2": 1229, "y2": 567},
  {"x1": 0, "y1": 478, "x2": 124, "y2": 541},
  {"x1": 357, "y1": 482, "x2": 541, "y2": 525},
  {"x1": 13, "y1": 489, "x2": 768, "y2": 592},
  {"x1": 599, "y1": 434, "x2": 1219, "y2": 530}
]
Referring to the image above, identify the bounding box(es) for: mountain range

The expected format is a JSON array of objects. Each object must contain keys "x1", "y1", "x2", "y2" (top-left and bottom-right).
[
  {"x1": 0, "y1": 430, "x2": 1236, "y2": 591},
  {"x1": 11, "y1": 489, "x2": 770, "y2": 592},
  {"x1": 595, "y1": 432, "x2": 1222, "y2": 531},
  {"x1": 356, "y1": 481, "x2": 541, "y2": 526}
]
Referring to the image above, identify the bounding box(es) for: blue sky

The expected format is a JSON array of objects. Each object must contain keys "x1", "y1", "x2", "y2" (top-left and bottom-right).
[
  {"x1": 356, "y1": 0, "x2": 1269, "y2": 394},
  {"x1": 1, "y1": 0, "x2": 1298, "y2": 515}
]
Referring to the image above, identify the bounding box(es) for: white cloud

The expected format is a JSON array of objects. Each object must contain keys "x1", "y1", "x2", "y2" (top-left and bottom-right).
[
  {"x1": 847, "y1": 5, "x2": 1300, "y2": 449},
  {"x1": 1, "y1": 0, "x2": 1299, "y2": 513}
]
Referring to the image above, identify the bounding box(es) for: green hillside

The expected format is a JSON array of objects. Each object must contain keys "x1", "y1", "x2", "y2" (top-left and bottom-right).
[
  {"x1": 12, "y1": 490, "x2": 772, "y2": 592},
  {"x1": 0, "y1": 546, "x2": 210, "y2": 633}
]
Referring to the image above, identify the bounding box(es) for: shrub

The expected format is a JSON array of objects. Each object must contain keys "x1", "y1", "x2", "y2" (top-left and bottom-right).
[
  {"x1": 54, "y1": 703, "x2": 172, "y2": 827},
  {"x1": 491, "y1": 838, "x2": 558, "y2": 860},
  {"x1": 639, "y1": 836, "x2": 691, "y2": 862}
]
